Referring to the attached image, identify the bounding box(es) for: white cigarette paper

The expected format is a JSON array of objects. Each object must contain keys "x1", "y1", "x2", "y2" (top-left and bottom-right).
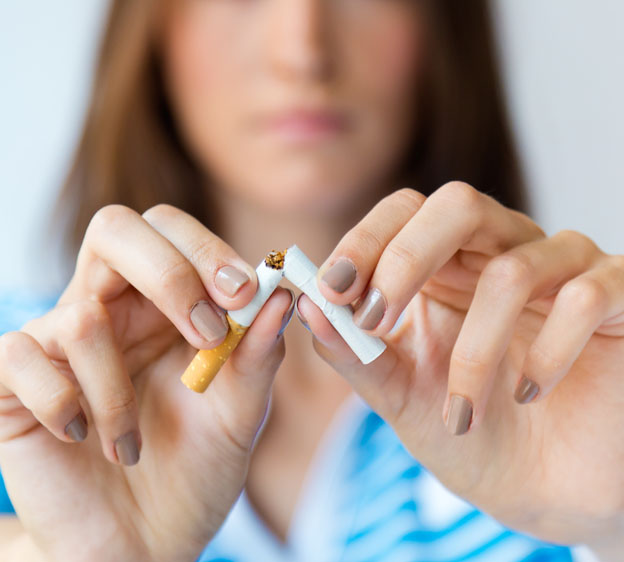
[
  {"x1": 283, "y1": 244, "x2": 387, "y2": 364},
  {"x1": 229, "y1": 259, "x2": 284, "y2": 327}
]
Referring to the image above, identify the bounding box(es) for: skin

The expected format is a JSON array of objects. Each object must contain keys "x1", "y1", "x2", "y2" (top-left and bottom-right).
[{"x1": 1, "y1": 0, "x2": 623, "y2": 560}]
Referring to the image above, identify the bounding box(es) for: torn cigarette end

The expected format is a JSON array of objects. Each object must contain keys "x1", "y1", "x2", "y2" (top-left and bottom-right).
[
  {"x1": 265, "y1": 249, "x2": 287, "y2": 270},
  {"x1": 181, "y1": 315, "x2": 248, "y2": 393}
]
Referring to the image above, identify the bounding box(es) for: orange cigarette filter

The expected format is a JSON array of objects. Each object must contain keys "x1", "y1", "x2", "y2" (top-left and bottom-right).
[{"x1": 180, "y1": 315, "x2": 248, "y2": 393}]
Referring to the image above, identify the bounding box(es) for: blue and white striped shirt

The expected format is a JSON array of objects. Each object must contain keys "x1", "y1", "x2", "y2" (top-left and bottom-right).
[{"x1": 198, "y1": 395, "x2": 588, "y2": 562}]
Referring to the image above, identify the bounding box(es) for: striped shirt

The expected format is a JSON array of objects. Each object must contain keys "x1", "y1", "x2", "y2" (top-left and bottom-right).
[
  {"x1": 0, "y1": 291, "x2": 599, "y2": 561},
  {"x1": 198, "y1": 396, "x2": 592, "y2": 562}
]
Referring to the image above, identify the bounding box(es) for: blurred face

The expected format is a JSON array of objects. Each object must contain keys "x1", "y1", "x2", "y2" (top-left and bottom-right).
[{"x1": 160, "y1": 0, "x2": 425, "y2": 218}]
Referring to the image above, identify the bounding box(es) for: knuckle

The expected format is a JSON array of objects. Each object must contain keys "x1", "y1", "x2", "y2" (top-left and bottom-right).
[
  {"x1": 98, "y1": 391, "x2": 137, "y2": 424},
  {"x1": 60, "y1": 301, "x2": 110, "y2": 343},
  {"x1": 609, "y1": 253, "x2": 624, "y2": 271},
  {"x1": 88, "y1": 204, "x2": 136, "y2": 235},
  {"x1": 554, "y1": 229, "x2": 600, "y2": 258},
  {"x1": 157, "y1": 257, "x2": 196, "y2": 292},
  {"x1": 483, "y1": 252, "x2": 535, "y2": 291},
  {"x1": 20, "y1": 315, "x2": 43, "y2": 335},
  {"x1": 186, "y1": 238, "x2": 218, "y2": 272},
  {"x1": 0, "y1": 331, "x2": 38, "y2": 372},
  {"x1": 512, "y1": 209, "x2": 547, "y2": 240},
  {"x1": 141, "y1": 203, "x2": 178, "y2": 224},
  {"x1": 558, "y1": 277, "x2": 609, "y2": 318},
  {"x1": 391, "y1": 187, "x2": 426, "y2": 209},
  {"x1": 450, "y1": 346, "x2": 490, "y2": 375},
  {"x1": 347, "y1": 227, "x2": 385, "y2": 256},
  {"x1": 527, "y1": 342, "x2": 566, "y2": 375},
  {"x1": 437, "y1": 181, "x2": 482, "y2": 210},
  {"x1": 385, "y1": 240, "x2": 420, "y2": 269},
  {"x1": 44, "y1": 386, "x2": 78, "y2": 422}
]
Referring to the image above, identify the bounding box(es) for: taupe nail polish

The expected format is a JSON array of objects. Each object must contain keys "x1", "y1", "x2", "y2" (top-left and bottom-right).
[
  {"x1": 353, "y1": 288, "x2": 386, "y2": 330},
  {"x1": 295, "y1": 295, "x2": 311, "y2": 332},
  {"x1": 115, "y1": 431, "x2": 140, "y2": 466},
  {"x1": 446, "y1": 395, "x2": 473, "y2": 436},
  {"x1": 190, "y1": 300, "x2": 228, "y2": 345},
  {"x1": 278, "y1": 289, "x2": 296, "y2": 337},
  {"x1": 215, "y1": 265, "x2": 251, "y2": 297},
  {"x1": 321, "y1": 259, "x2": 357, "y2": 293},
  {"x1": 65, "y1": 411, "x2": 88, "y2": 442},
  {"x1": 514, "y1": 376, "x2": 540, "y2": 404}
]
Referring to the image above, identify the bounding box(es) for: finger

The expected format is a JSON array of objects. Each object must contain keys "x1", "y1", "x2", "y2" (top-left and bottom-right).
[
  {"x1": 443, "y1": 230, "x2": 603, "y2": 435},
  {"x1": 294, "y1": 294, "x2": 412, "y2": 422},
  {"x1": 0, "y1": 331, "x2": 87, "y2": 444},
  {"x1": 352, "y1": 182, "x2": 544, "y2": 336},
  {"x1": 24, "y1": 301, "x2": 141, "y2": 466},
  {"x1": 62, "y1": 204, "x2": 241, "y2": 350},
  {"x1": 317, "y1": 188, "x2": 426, "y2": 304},
  {"x1": 225, "y1": 287, "x2": 294, "y2": 394},
  {"x1": 141, "y1": 204, "x2": 258, "y2": 309},
  {"x1": 204, "y1": 287, "x2": 295, "y2": 450},
  {"x1": 520, "y1": 254, "x2": 624, "y2": 403}
]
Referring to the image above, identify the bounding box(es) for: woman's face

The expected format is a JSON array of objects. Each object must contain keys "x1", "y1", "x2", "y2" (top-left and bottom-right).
[{"x1": 161, "y1": 0, "x2": 425, "y2": 218}]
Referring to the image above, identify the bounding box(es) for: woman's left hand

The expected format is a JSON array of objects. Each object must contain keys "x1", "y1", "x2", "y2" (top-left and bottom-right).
[{"x1": 299, "y1": 182, "x2": 624, "y2": 550}]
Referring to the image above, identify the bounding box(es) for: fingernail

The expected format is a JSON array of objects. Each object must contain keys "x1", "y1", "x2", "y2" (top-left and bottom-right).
[
  {"x1": 446, "y1": 395, "x2": 473, "y2": 436},
  {"x1": 321, "y1": 259, "x2": 357, "y2": 293},
  {"x1": 295, "y1": 295, "x2": 311, "y2": 333},
  {"x1": 278, "y1": 289, "x2": 296, "y2": 338},
  {"x1": 190, "y1": 300, "x2": 228, "y2": 345},
  {"x1": 215, "y1": 265, "x2": 251, "y2": 297},
  {"x1": 65, "y1": 411, "x2": 88, "y2": 442},
  {"x1": 514, "y1": 376, "x2": 540, "y2": 404},
  {"x1": 353, "y1": 288, "x2": 387, "y2": 330},
  {"x1": 115, "y1": 431, "x2": 140, "y2": 466}
]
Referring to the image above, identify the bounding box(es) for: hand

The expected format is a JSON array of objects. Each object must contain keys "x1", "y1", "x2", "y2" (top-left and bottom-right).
[
  {"x1": 299, "y1": 182, "x2": 624, "y2": 547},
  {"x1": 0, "y1": 204, "x2": 294, "y2": 562}
]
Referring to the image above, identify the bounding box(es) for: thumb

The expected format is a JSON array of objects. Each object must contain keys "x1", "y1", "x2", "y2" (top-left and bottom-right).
[
  {"x1": 294, "y1": 293, "x2": 419, "y2": 425},
  {"x1": 202, "y1": 287, "x2": 295, "y2": 450}
]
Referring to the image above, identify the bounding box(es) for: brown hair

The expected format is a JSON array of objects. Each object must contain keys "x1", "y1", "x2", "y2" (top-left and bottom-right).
[{"x1": 52, "y1": 0, "x2": 527, "y2": 264}]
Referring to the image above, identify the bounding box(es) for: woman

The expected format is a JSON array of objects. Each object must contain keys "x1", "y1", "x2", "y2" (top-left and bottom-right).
[{"x1": 1, "y1": 0, "x2": 622, "y2": 560}]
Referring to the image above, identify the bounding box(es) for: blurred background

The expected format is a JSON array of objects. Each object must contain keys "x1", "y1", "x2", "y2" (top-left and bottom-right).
[{"x1": 1, "y1": 0, "x2": 623, "y2": 295}]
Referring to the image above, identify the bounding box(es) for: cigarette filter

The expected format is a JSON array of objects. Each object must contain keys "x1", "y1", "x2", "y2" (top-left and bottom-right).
[
  {"x1": 283, "y1": 244, "x2": 387, "y2": 364},
  {"x1": 181, "y1": 253, "x2": 285, "y2": 392}
]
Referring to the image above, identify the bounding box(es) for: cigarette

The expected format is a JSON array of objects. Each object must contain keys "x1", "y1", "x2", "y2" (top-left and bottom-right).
[
  {"x1": 181, "y1": 245, "x2": 387, "y2": 392},
  {"x1": 283, "y1": 244, "x2": 387, "y2": 364},
  {"x1": 180, "y1": 251, "x2": 285, "y2": 392}
]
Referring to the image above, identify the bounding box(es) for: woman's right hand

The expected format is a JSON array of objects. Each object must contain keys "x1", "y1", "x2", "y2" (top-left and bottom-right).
[{"x1": 0, "y1": 204, "x2": 294, "y2": 562}]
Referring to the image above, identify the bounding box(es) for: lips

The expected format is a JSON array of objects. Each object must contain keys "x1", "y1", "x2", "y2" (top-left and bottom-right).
[{"x1": 261, "y1": 108, "x2": 349, "y2": 142}]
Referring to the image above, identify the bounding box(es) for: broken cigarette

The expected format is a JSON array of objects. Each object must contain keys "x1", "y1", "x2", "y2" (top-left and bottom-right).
[
  {"x1": 180, "y1": 251, "x2": 285, "y2": 392},
  {"x1": 181, "y1": 245, "x2": 387, "y2": 393},
  {"x1": 283, "y1": 244, "x2": 387, "y2": 365}
]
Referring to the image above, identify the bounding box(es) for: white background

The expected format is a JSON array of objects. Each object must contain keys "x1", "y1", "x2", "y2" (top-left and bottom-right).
[{"x1": 1, "y1": 0, "x2": 623, "y2": 293}]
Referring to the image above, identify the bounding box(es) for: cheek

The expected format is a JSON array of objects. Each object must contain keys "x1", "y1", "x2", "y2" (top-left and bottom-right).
[
  {"x1": 162, "y1": 4, "x2": 250, "y2": 159},
  {"x1": 346, "y1": 6, "x2": 424, "y2": 113},
  {"x1": 164, "y1": 9, "x2": 218, "y2": 107},
  {"x1": 377, "y1": 29, "x2": 422, "y2": 93}
]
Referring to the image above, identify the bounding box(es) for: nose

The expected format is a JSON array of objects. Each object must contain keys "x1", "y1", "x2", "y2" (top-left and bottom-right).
[{"x1": 267, "y1": 0, "x2": 331, "y2": 83}]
